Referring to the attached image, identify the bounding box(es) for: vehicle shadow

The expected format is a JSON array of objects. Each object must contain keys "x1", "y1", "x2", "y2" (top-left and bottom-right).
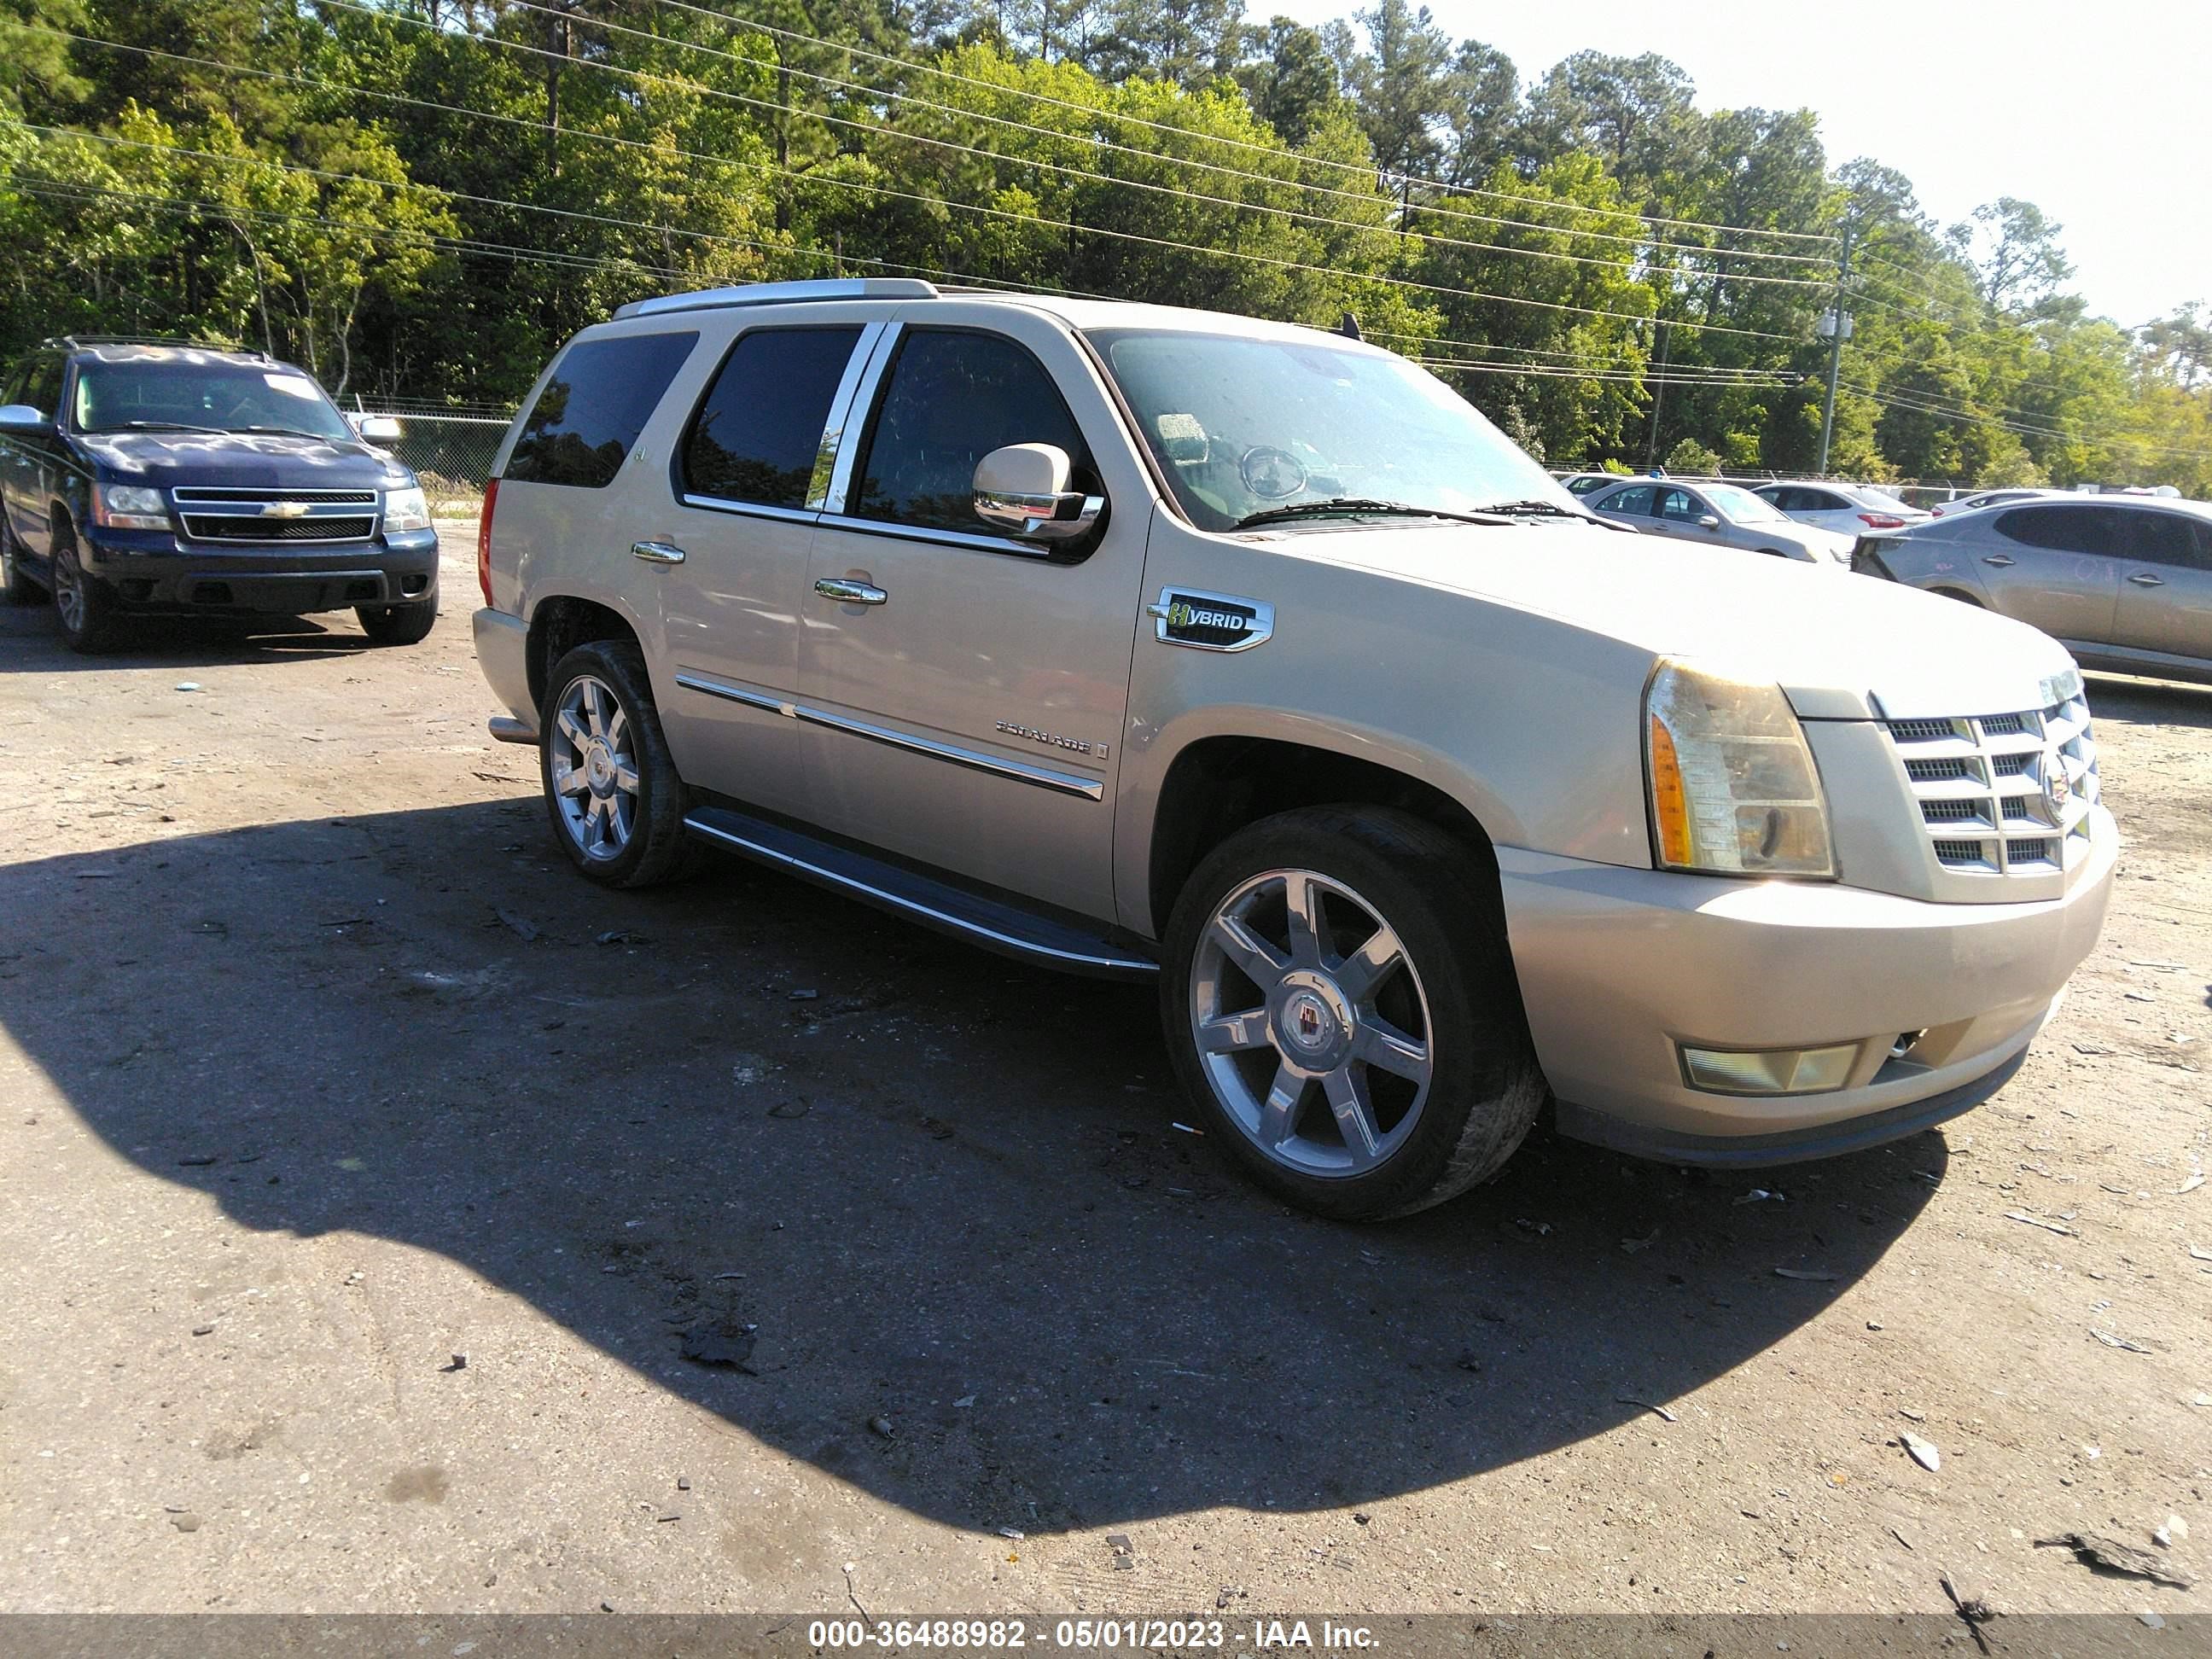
[
  {"x1": 2082, "y1": 672, "x2": 2212, "y2": 730},
  {"x1": 0, "y1": 602, "x2": 393, "y2": 667},
  {"x1": 1, "y1": 800, "x2": 1946, "y2": 1533}
]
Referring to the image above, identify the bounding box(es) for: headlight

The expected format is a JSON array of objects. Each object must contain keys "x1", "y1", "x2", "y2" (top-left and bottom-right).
[
  {"x1": 92, "y1": 484, "x2": 170, "y2": 530},
  {"x1": 382, "y1": 485, "x2": 431, "y2": 533},
  {"x1": 1644, "y1": 659, "x2": 1836, "y2": 878}
]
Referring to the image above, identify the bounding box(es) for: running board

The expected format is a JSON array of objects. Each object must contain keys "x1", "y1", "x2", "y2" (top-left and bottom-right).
[{"x1": 682, "y1": 805, "x2": 1159, "y2": 980}]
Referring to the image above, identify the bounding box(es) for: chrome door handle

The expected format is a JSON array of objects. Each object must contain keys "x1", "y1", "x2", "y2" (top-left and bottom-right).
[
  {"x1": 1981, "y1": 555, "x2": 2015, "y2": 567},
  {"x1": 2128, "y1": 572, "x2": 2165, "y2": 586},
  {"x1": 632, "y1": 540, "x2": 686, "y2": 565},
  {"x1": 814, "y1": 576, "x2": 888, "y2": 606}
]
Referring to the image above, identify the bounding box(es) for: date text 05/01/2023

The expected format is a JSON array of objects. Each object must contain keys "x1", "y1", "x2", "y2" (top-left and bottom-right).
[{"x1": 805, "y1": 1618, "x2": 1379, "y2": 1650}]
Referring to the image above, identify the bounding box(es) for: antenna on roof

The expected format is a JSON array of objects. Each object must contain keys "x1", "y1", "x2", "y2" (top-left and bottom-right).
[{"x1": 1338, "y1": 311, "x2": 1362, "y2": 341}]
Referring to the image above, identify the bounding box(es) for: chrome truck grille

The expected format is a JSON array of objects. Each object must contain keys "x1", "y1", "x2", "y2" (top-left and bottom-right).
[
  {"x1": 171, "y1": 487, "x2": 380, "y2": 544},
  {"x1": 1885, "y1": 693, "x2": 2100, "y2": 876}
]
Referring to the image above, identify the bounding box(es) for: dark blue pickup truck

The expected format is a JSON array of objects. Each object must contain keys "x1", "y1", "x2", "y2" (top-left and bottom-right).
[{"x1": 0, "y1": 339, "x2": 441, "y2": 652}]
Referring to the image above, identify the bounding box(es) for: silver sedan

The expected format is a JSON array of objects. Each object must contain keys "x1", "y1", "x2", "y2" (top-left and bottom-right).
[
  {"x1": 1857, "y1": 496, "x2": 2212, "y2": 685},
  {"x1": 1584, "y1": 478, "x2": 1854, "y2": 563}
]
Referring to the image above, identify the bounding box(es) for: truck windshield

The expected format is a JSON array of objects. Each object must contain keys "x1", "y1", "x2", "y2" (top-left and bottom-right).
[
  {"x1": 1086, "y1": 329, "x2": 1574, "y2": 533},
  {"x1": 73, "y1": 356, "x2": 357, "y2": 442}
]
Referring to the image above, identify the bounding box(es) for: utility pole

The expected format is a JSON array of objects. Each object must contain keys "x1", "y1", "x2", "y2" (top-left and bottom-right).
[
  {"x1": 1644, "y1": 319, "x2": 1669, "y2": 471},
  {"x1": 1816, "y1": 226, "x2": 1854, "y2": 475}
]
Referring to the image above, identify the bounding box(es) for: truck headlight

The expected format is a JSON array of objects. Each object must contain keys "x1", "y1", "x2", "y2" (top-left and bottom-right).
[
  {"x1": 92, "y1": 484, "x2": 171, "y2": 530},
  {"x1": 1644, "y1": 659, "x2": 1836, "y2": 878},
  {"x1": 382, "y1": 486, "x2": 431, "y2": 533}
]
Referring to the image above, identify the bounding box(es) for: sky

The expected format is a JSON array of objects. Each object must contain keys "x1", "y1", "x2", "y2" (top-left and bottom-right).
[{"x1": 1277, "y1": 0, "x2": 2210, "y2": 329}]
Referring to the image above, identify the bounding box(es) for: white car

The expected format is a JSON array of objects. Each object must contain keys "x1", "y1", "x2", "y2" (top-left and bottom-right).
[
  {"x1": 1756, "y1": 480, "x2": 1930, "y2": 535},
  {"x1": 1584, "y1": 478, "x2": 1854, "y2": 563}
]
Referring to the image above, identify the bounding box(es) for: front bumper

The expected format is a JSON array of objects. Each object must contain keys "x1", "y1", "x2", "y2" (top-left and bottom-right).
[
  {"x1": 1500, "y1": 804, "x2": 2118, "y2": 1163},
  {"x1": 79, "y1": 525, "x2": 441, "y2": 614}
]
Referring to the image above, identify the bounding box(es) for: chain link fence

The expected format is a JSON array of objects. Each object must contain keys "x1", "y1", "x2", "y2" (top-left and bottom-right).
[{"x1": 355, "y1": 410, "x2": 515, "y2": 513}]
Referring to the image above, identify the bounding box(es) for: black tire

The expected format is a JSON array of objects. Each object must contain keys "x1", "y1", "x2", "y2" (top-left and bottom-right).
[
  {"x1": 50, "y1": 518, "x2": 121, "y2": 653},
  {"x1": 0, "y1": 511, "x2": 45, "y2": 605},
  {"x1": 1160, "y1": 806, "x2": 1545, "y2": 1222},
  {"x1": 1932, "y1": 588, "x2": 1985, "y2": 607},
  {"x1": 539, "y1": 638, "x2": 696, "y2": 889},
  {"x1": 356, "y1": 597, "x2": 438, "y2": 645}
]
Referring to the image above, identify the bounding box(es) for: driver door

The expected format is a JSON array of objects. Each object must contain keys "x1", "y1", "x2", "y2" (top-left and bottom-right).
[{"x1": 796, "y1": 316, "x2": 1149, "y2": 922}]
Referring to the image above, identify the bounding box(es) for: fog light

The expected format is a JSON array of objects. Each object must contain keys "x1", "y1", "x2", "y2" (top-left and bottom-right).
[{"x1": 1681, "y1": 1043, "x2": 1858, "y2": 1096}]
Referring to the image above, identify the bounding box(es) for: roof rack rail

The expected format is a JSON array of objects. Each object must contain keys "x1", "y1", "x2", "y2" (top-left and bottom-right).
[
  {"x1": 44, "y1": 334, "x2": 273, "y2": 358},
  {"x1": 612, "y1": 278, "x2": 939, "y2": 320}
]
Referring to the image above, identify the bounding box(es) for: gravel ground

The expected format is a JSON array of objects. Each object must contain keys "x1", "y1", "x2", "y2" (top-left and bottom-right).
[{"x1": 0, "y1": 525, "x2": 2205, "y2": 1620}]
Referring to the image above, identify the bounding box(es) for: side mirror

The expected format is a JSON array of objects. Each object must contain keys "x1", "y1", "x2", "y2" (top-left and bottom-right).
[
  {"x1": 1697, "y1": 514, "x2": 1721, "y2": 530},
  {"x1": 974, "y1": 443, "x2": 1103, "y2": 544},
  {"x1": 352, "y1": 414, "x2": 403, "y2": 441},
  {"x1": 0, "y1": 404, "x2": 55, "y2": 440}
]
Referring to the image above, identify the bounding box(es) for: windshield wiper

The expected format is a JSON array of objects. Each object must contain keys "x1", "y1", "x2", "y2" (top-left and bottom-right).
[
  {"x1": 1233, "y1": 498, "x2": 1505, "y2": 530},
  {"x1": 117, "y1": 419, "x2": 229, "y2": 434},
  {"x1": 1464, "y1": 498, "x2": 1591, "y2": 519},
  {"x1": 241, "y1": 424, "x2": 341, "y2": 441}
]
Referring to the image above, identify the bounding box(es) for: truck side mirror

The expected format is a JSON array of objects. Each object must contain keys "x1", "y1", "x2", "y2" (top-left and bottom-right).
[
  {"x1": 0, "y1": 404, "x2": 55, "y2": 439},
  {"x1": 974, "y1": 444, "x2": 1103, "y2": 544},
  {"x1": 353, "y1": 414, "x2": 403, "y2": 441}
]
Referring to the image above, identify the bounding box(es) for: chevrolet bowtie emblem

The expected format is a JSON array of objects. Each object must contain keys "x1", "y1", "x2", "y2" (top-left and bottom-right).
[{"x1": 265, "y1": 500, "x2": 311, "y2": 519}]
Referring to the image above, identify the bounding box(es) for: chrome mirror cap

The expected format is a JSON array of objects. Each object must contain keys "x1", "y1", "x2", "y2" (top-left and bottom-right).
[
  {"x1": 0, "y1": 403, "x2": 55, "y2": 439},
  {"x1": 974, "y1": 443, "x2": 1102, "y2": 543},
  {"x1": 353, "y1": 414, "x2": 403, "y2": 441}
]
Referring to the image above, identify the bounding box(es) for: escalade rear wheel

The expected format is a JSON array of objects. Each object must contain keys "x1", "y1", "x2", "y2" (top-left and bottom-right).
[
  {"x1": 1161, "y1": 806, "x2": 1545, "y2": 1221},
  {"x1": 540, "y1": 639, "x2": 696, "y2": 888}
]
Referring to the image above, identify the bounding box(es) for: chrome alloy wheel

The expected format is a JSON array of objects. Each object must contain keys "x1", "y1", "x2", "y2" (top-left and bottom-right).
[
  {"x1": 52, "y1": 538, "x2": 85, "y2": 633},
  {"x1": 550, "y1": 673, "x2": 640, "y2": 861},
  {"x1": 1190, "y1": 868, "x2": 1435, "y2": 1178}
]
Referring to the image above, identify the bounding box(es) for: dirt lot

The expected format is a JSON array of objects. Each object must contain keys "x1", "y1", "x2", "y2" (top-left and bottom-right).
[{"x1": 1, "y1": 525, "x2": 2207, "y2": 1621}]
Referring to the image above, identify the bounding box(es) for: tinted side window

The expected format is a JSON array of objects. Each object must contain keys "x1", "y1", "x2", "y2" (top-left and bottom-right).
[
  {"x1": 1656, "y1": 488, "x2": 1699, "y2": 521},
  {"x1": 852, "y1": 330, "x2": 1092, "y2": 536},
  {"x1": 1603, "y1": 484, "x2": 1655, "y2": 515},
  {"x1": 1998, "y1": 504, "x2": 2120, "y2": 555},
  {"x1": 2122, "y1": 508, "x2": 2206, "y2": 569},
  {"x1": 23, "y1": 357, "x2": 65, "y2": 418},
  {"x1": 506, "y1": 331, "x2": 697, "y2": 489},
  {"x1": 683, "y1": 327, "x2": 862, "y2": 509}
]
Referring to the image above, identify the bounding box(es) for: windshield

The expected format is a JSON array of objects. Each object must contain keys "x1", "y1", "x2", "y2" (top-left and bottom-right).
[
  {"x1": 1705, "y1": 483, "x2": 1787, "y2": 523},
  {"x1": 72, "y1": 356, "x2": 357, "y2": 441},
  {"x1": 1086, "y1": 329, "x2": 1574, "y2": 532}
]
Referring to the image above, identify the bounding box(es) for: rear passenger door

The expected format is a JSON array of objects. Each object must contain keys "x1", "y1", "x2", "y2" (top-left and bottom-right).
[
  {"x1": 2111, "y1": 507, "x2": 2212, "y2": 667},
  {"x1": 1978, "y1": 504, "x2": 2122, "y2": 644},
  {"x1": 650, "y1": 323, "x2": 873, "y2": 818},
  {"x1": 796, "y1": 316, "x2": 1149, "y2": 922}
]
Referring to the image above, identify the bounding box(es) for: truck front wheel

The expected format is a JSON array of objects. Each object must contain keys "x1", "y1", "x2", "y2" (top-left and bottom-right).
[{"x1": 1161, "y1": 806, "x2": 1545, "y2": 1220}]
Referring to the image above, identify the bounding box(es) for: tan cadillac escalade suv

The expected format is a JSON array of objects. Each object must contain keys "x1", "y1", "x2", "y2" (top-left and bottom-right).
[{"x1": 471, "y1": 279, "x2": 2117, "y2": 1221}]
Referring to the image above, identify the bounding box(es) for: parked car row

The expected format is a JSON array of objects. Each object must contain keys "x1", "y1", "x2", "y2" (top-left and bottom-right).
[{"x1": 0, "y1": 338, "x2": 439, "y2": 652}]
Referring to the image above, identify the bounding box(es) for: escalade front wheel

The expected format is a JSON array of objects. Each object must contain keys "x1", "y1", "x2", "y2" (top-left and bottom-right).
[
  {"x1": 1161, "y1": 806, "x2": 1545, "y2": 1221},
  {"x1": 539, "y1": 639, "x2": 696, "y2": 888}
]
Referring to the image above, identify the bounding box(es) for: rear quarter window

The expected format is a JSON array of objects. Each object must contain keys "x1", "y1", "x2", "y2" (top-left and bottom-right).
[{"x1": 505, "y1": 331, "x2": 698, "y2": 489}]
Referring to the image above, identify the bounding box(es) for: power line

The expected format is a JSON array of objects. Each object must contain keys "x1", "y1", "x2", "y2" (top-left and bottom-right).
[
  {"x1": 271, "y1": 5, "x2": 1810, "y2": 341},
  {"x1": 308, "y1": 1, "x2": 1831, "y2": 306},
  {"x1": 494, "y1": 0, "x2": 1837, "y2": 281},
  {"x1": 618, "y1": 0, "x2": 1840, "y2": 250}
]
